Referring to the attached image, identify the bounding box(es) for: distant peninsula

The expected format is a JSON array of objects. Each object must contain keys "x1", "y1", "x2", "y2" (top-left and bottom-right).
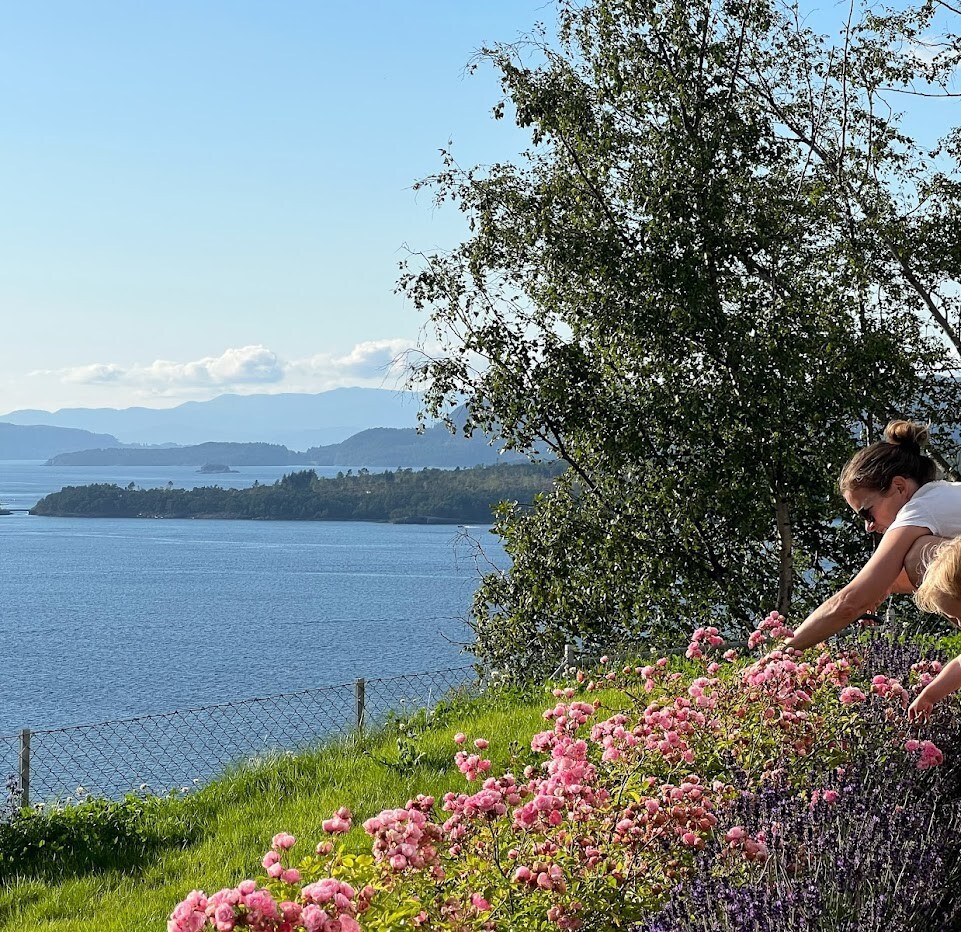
[
  {"x1": 48, "y1": 441, "x2": 299, "y2": 468},
  {"x1": 45, "y1": 420, "x2": 534, "y2": 469},
  {"x1": 0, "y1": 422, "x2": 122, "y2": 460},
  {"x1": 29, "y1": 463, "x2": 564, "y2": 523}
]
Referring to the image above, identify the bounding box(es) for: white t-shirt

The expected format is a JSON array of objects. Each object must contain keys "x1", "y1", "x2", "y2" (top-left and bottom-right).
[{"x1": 887, "y1": 480, "x2": 961, "y2": 538}]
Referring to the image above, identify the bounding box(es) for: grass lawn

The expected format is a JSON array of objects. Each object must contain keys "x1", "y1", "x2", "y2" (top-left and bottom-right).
[{"x1": 0, "y1": 686, "x2": 557, "y2": 931}]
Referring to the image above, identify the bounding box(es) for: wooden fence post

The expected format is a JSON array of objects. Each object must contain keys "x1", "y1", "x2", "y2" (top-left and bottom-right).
[
  {"x1": 19, "y1": 728, "x2": 30, "y2": 810},
  {"x1": 355, "y1": 678, "x2": 366, "y2": 732},
  {"x1": 564, "y1": 644, "x2": 576, "y2": 671}
]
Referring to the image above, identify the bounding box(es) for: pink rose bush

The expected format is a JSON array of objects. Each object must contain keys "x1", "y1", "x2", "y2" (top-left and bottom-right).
[
  {"x1": 905, "y1": 738, "x2": 945, "y2": 770},
  {"x1": 172, "y1": 613, "x2": 958, "y2": 931}
]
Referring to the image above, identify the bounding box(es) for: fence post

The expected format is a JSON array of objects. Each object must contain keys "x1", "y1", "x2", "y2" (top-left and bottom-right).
[
  {"x1": 19, "y1": 728, "x2": 30, "y2": 810},
  {"x1": 563, "y1": 644, "x2": 576, "y2": 671},
  {"x1": 355, "y1": 678, "x2": 366, "y2": 732}
]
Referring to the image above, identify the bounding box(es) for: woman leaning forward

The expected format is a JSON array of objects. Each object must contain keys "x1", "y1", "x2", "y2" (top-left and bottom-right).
[{"x1": 786, "y1": 421, "x2": 958, "y2": 652}]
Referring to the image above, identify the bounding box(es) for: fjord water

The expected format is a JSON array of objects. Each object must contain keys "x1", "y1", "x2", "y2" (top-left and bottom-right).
[
  {"x1": 0, "y1": 460, "x2": 366, "y2": 512},
  {"x1": 0, "y1": 463, "x2": 508, "y2": 736}
]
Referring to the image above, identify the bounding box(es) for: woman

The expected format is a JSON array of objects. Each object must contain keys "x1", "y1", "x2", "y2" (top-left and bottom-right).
[{"x1": 786, "y1": 420, "x2": 961, "y2": 652}]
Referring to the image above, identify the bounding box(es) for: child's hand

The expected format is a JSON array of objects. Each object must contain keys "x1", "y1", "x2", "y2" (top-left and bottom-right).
[{"x1": 908, "y1": 695, "x2": 934, "y2": 722}]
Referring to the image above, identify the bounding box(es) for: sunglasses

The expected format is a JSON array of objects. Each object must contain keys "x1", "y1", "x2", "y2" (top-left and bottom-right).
[{"x1": 854, "y1": 487, "x2": 890, "y2": 527}]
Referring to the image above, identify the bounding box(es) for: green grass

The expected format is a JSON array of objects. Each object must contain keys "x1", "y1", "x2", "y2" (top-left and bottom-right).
[{"x1": 0, "y1": 687, "x2": 556, "y2": 932}]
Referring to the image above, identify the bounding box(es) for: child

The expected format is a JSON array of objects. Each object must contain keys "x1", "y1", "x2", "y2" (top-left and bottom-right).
[{"x1": 910, "y1": 537, "x2": 961, "y2": 721}]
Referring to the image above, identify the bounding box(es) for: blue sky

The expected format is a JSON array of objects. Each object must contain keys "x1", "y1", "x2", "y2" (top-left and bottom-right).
[
  {"x1": 0, "y1": 0, "x2": 953, "y2": 412},
  {"x1": 0, "y1": 0, "x2": 547, "y2": 412}
]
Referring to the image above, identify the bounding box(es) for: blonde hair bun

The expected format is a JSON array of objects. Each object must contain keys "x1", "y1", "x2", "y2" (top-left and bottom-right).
[
  {"x1": 883, "y1": 420, "x2": 929, "y2": 451},
  {"x1": 839, "y1": 419, "x2": 937, "y2": 493}
]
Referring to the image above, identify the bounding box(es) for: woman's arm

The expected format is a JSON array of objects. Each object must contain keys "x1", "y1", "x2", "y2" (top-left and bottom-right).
[{"x1": 784, "y1": 525, "x2": 930, "y2": 652}]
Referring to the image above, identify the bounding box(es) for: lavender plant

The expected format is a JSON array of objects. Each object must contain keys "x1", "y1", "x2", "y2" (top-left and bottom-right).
[
  {"x1": 640, "y1": 773, "x2": 961, "y2": 930},
  {"x1": 639, "y1": 634, "x2": 961, "y2": 931}
]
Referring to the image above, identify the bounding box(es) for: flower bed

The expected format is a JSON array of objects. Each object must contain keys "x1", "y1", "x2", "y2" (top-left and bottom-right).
[{"x1": 170, "y1": 614, "x2": 961, "y2": 931}]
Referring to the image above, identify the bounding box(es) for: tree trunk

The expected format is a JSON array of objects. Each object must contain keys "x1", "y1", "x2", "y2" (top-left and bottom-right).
[{"x1": 775, "y1": 494, "x2": 794, "y2": 616}]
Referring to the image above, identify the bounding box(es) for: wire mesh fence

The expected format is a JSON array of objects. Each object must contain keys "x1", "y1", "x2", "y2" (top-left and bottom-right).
[
  {"x1": 0, "y1": 638, "x2": 740, "y2": 810},
  {"x1": 0, "y1": 665, "x2": 478, "y2": 805}
]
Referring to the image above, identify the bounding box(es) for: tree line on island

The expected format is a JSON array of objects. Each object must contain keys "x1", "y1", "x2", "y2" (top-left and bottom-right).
[{"x1": 29, "y1": 463, "x2": 564, "y2": 524}]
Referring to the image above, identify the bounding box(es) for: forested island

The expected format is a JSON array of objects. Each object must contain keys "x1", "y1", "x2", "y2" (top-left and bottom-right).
[{"x1": 29, "y1": 463, "x2": 563, "y2": 523}]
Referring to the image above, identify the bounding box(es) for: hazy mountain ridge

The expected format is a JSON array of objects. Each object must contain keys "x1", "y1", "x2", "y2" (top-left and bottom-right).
[
  {"x1": 3, "y1": 389, "x2": 536, "y2": 467},
  {"x1": 0, "y1": 423, "x2": 123, "y2": 460},
  {"x1": 1, "y1": 387, "x2": 423, "y2": 448},
  {"x1": 303, "y1": 422, "x2": 530, "y2": 467}
]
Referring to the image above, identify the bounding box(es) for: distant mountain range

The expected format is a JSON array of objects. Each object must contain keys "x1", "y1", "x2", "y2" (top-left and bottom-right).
[
  {"x1": 0, "y1": 389, "x2": 541, "y2": 468},
  {"x1": 0, "y1": 387, "x2": 423, "y2": 448}
]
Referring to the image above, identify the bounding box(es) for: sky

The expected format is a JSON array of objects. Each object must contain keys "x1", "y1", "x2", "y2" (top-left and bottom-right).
[
  {"x1": 0, "y1": 0, "x2": 550, "y2": 413},
  {"x1": 0, "y1": 0, "x2": 954, "y2": 414}
]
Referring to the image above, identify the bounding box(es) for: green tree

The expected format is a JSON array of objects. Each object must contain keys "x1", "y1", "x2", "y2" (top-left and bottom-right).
[{"x1": 401, "y1": 0, "x2": 961, "y2": 676}]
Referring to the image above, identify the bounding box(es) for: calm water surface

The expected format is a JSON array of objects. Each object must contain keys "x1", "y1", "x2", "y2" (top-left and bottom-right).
[
  {"x1": 0, "y1": 460, "x2": 389, "y2": 511},
  {"x1": 0, "y1": 463, "x2": 507, "y2": 736}
]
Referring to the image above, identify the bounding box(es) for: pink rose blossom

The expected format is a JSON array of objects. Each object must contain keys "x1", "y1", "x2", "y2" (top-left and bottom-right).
[
  {"x1": 322, "y1": 808, "x2": 352, "y2": 834},
  {"x1": 301, "y1": 904, "x2": 327, "y2": 932},
  {"x1": 839, "y1": 687, "x2": 866, "y2": 705}
]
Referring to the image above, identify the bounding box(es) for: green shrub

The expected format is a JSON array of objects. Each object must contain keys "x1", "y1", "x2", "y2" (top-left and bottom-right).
[{"x1": 0, "y1": 793, "x2": 200, "y2": 880}]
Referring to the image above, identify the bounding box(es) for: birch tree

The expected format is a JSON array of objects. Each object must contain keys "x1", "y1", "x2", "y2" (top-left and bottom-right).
[{"x1": 401, "y1": 0, "x2": 961, "y2": 675}]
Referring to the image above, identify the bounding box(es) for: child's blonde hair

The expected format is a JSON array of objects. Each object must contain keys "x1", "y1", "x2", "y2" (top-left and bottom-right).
[{"x1": 916, "y1": 537, "x2": 961, "y2": 616}]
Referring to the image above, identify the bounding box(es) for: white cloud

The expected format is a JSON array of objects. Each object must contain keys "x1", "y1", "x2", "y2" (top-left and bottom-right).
[
  {"x1": 38, "y1": 340, "x2": 424, "y2": 399},
  {"x1": 146, "y1": 345, "x2": 284, "y2": 387},
  {"x1": 54, "y1": 345, "x2": 284, "y2": 391},
  {"x1": 60, "y1": 363, "x2": 125, "y2": 384},
  {"x1": 291, "y1": 339, "x2": 417, "y2": 384},
  {"x1": 906, "y1": 33, "x2": 960, "y2": 70}
]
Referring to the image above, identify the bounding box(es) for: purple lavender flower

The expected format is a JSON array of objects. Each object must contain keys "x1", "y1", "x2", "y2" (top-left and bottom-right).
[{"x1": 637, "y1": 633, "x2": 961, "y2": 931}]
